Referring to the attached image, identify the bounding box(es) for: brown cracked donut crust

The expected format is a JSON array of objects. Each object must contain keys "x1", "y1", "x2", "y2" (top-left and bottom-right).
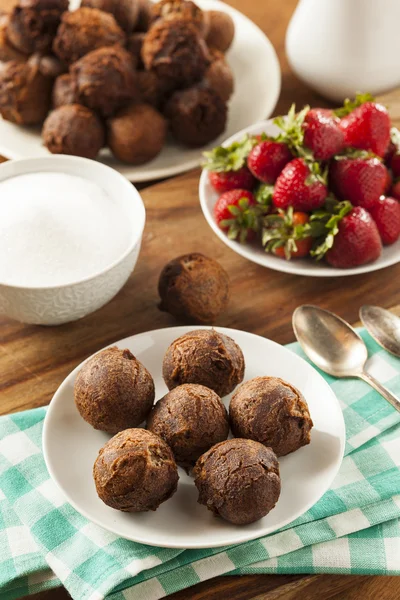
[
  {"x1": 7, "y1": 0, "x2": 69, "y2": 55},
  {"x1": 0, "y1": 15, "x2": 27, "y2": 62},
  {"x1": 74, "y1": 346, "x2": 155, "y2": 434},
  {"x1": 193, "y1": 438, "x2": 281, "y2": 525},
  {"x1": 53, "y1": 7, "x2": 126, "y2": 65},
  {"x1": 136, "y1": 0, "x2": 152, "y2": 32},
  {"x1": 37, "y1": 54, "x2": 66, "y2": 78},
  {"x1": 72, "y1": 45, "x2": 137, "y2": 118},
  {"x1": 52, "y1": 73, "x2": 78, "y2": 108},
  {"x1": 158, "y1": 252, "x2": 230, "y2": 324},
  {"x1": 141, "y1": 19, "x2": 209, "y2": 88},
  {"x1": 164, "y1": 85, "x2": 227, "y2": 147},
  {"x1": 42, "y1": 104, "x2": 105, "y2": 159},
  {"x1": 81, "y1": 0, "x2": 139, "y2": 33},
  {"x1": 147, "y1": 383, "x2": 229, "y2": 468},
  {"x1": 93, "y1": 428, "x2": 179, "y2": 512},
  {"x1": 151, "y1": 0, "x2": 207, "y2": 35},
  {"x1": 205, "y1": 10, "x2": 235, "y2": 53},
  {"x1": 127, "y1": 32, "x2": 145, "y2": 69},
  {"x1": 162, "y1": 329, "x2": 245, "y2": 397},
  {"x1": 204, "y1": 48, "x2": 234, "y2": 103},
  {"x1": 229, "y1": 376, "x2": 313, "y2": 456},
  {"x1": 107, "y1": 102, "x2": 167, "y2": 164},
  {"x1": 136, "y1": 70, "x2": 171, "y2": 109},
  {"x1": 0, "y1": 59, "x2": 52, "y2": 124}
]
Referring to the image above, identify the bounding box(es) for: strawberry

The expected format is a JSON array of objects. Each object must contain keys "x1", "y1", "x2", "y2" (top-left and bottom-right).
[
  {"x1": 385, "y1": 141, "x2": 397, "y2": 166},
  {"x1": 385, "y1": 169, "x2": 393, "y2": 194},
  {"x1": 203, "y1": 134, "x2": 255, "y2": 172},
  {"x1": 254, "y1": 183, "x2": 274, "y2": 208},
  {"x1": 330, "y1": 156, "x2": 387, "y2": 209},
  {"x1": 368, "y1": 196, "x2": 400, "y2": 245},
  {"x1": 391, "y1": 153, "x2": 400, "y2": 178},
  {"x1": 337, "y1": 95, "x2": 391, "y2": 158},
  {"x1": 325, "y1": 207, "x2": 382, "y2": 268},
  {"x1": 273, "y1": 158, "x2": 328, "y2": 212},
  {"x1": 274, "y1": 104, "x2": 343, "y2": 161},
  {"x1": 209, "y1": 167, "x2": 255, "y2": 193},
  {"x1": 247, "y1": 140, "x2": 292, "y2": 184},
  {"x1": 391, "y1": 179, "x2": 400, "y2": 201},
  {"x1": 214, "y1": 189, "x2": 258, "y2": 242},
  {"x1": 263, "y1": 209, "x2": 313, "y2": 259},
  {"x1": 303, "y1": 108, "x2": 344, "y2": 160}
]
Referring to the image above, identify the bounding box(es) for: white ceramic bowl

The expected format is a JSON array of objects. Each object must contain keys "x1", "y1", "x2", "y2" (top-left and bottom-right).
[
  {"x1": 0, "y1": 156, "x2": 145, "y2": 325},
  {"x1": 199, "y1": 119, "x2": 400, "y2": 277}
]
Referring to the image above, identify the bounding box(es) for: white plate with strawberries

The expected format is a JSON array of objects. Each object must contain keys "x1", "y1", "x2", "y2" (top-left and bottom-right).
[{"x1": 199, "y1": 96, "x2": 400, "y2": 277}]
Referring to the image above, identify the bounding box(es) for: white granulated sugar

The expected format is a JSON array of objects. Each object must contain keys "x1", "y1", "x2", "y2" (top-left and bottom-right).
[{"x1": 0, "y1": 172, "x2": 131, "y2": 286}]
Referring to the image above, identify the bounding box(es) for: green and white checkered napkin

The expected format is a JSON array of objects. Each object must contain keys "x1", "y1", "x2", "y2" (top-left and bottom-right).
[{"x1": 1, "y1": 330, "x2": 400, "y2": 600}]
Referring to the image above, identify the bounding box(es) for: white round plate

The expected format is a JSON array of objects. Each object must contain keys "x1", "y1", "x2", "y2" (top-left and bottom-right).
[
  {"x1": 43, "y1": 326, "x2": 345, "y2": 549},
  {"x1": 0, "y1": 0, "x2": 280, "y2": 183},
  {"x1": 199, "y1": 120, "x2": 400, "y2": 277}
]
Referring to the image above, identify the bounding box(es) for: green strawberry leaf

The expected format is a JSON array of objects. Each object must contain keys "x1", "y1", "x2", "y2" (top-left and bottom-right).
[
  {"x1": 227, "y1": 224, "x2": 240, "y2": 240},
  {"x1": 307, "y1": 221, "x2": 329, "y2": 237},
  {"x1": 223, "y1": 201, "x2": 263, "y2": 243},
  {"x1": 261, "y1": 206, "x2": 311, "y2": 260},
  {"x1": 305, "y1": 162, "x2": 328, "y2": 186},
  {"x1": 255, "y1": 183, "x2": 274, "y2": 207},
  {"x1": 274, "y1": 103, "x2": 311, "y2": 159},
  {"x1": 228, "y1": 205, "x2": 241, "y2": 217},
  {"x1": 309, "y1": 198, "x2": 353, "y2": 259},
  {"x1": 219, "y1": 218, "x2": 236, "y2": 228},
  {"x1": 333, "y1": 147, "x2": 381, "y2": 161},
  {"x1": 202, "y1": 134, "x2": 257, "y2": 172},
  {"x1": 238, "y1": 197, "x2": 250, "y2": 210},
  {"x1": 258, "y1": 132, "x2": 271, "y2": 142},
  {"x1": 334, "y1": 92, "x2": 375, "y2": 118}
]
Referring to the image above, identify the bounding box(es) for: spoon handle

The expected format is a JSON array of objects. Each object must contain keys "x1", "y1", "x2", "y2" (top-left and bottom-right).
[{"x1": 360, "y1": 371, "x2": 400, "y2": 413}]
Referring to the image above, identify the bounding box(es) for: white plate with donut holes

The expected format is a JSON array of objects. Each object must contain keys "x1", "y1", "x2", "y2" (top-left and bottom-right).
[
  {"x1": 43, "y1": 326, "x2": 345, "y2": 549},
  {"x1": 0, "y1": 0, "x2": 281, "y2": 182}
]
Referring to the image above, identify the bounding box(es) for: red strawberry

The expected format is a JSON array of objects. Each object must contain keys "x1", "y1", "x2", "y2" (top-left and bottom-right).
[
  {"x1": 339, "y1": 101, "x2": 390, "y2": 157},
  {"x1": 368, "y1": 196, "x2": 400, "y2": 245},
  {"x1": 265, "y1": 211, "x2": 313, "y2": 259},
  {"x1": 391, "y1": 153, "x2": 400, "y2": 178},
  {"x1": 303, "y1": 108, "x2": 344, "y2": 161},
  {"x1": 209, "y1": 167, "x2": 255, "y2": 193},
  {"x1": 214, "y1": 189, "x2": 258, "y2": 242},
  {"x1": 385, "y1": 169, "x2": 393, "y2": 194},
  {"x1": 391, "y1": 179, "x2": 400, "y2": 201},
  {"x1": 247, "y1": 140, "x2": 292, "y2": 184},
  {"x1": 273, "y1": 158, "x2": 328, "y2": 212},
  {"x1": 326, "y1": 207, "x2": 382, "y2": 268},
  {"x1": 330, "y1": 157, "x2": 387, "y2": 209},
  {"x1": 385, "y1": 141, "x2": 397, "y2": 166}
]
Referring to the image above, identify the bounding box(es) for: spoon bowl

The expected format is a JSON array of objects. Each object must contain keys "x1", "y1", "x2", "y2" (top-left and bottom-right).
[
  {"x1": 360, "y1": 305, "x2": 400, "y2": 358},
  {"x1": 293, "y1": 305, "x2": 400, "y2": 414},
  {"x1": 292, "y1": 305, "x2": 367, "y2": 377}
]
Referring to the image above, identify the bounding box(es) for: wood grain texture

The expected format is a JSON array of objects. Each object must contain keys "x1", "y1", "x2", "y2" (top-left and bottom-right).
[{"x1": 0, "y1": 1, "x2": 399, "y2": 600}]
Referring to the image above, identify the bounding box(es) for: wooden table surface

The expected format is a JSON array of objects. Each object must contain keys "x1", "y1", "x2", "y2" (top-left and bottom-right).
[{"x1": 1, "y1": 0, "x2": 400, "y2": 599}]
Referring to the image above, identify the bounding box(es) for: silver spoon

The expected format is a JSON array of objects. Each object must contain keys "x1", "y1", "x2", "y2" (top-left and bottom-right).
[
  {"x1": 292, "y1": 305, "x2": 400, "y2": 413},
  {"x1": 360, "y1": 305, "x2": 400, "y2": 358}
]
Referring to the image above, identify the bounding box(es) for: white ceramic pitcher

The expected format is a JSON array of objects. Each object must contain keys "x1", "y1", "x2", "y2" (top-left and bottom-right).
[{"x1": 286, "y1": 0, "x2": 400, "y2": 102}]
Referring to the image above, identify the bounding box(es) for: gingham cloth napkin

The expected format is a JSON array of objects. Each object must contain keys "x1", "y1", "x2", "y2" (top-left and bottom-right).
[{"x1": 1, "y1": 330, "x2": 400, "y2": 600}]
